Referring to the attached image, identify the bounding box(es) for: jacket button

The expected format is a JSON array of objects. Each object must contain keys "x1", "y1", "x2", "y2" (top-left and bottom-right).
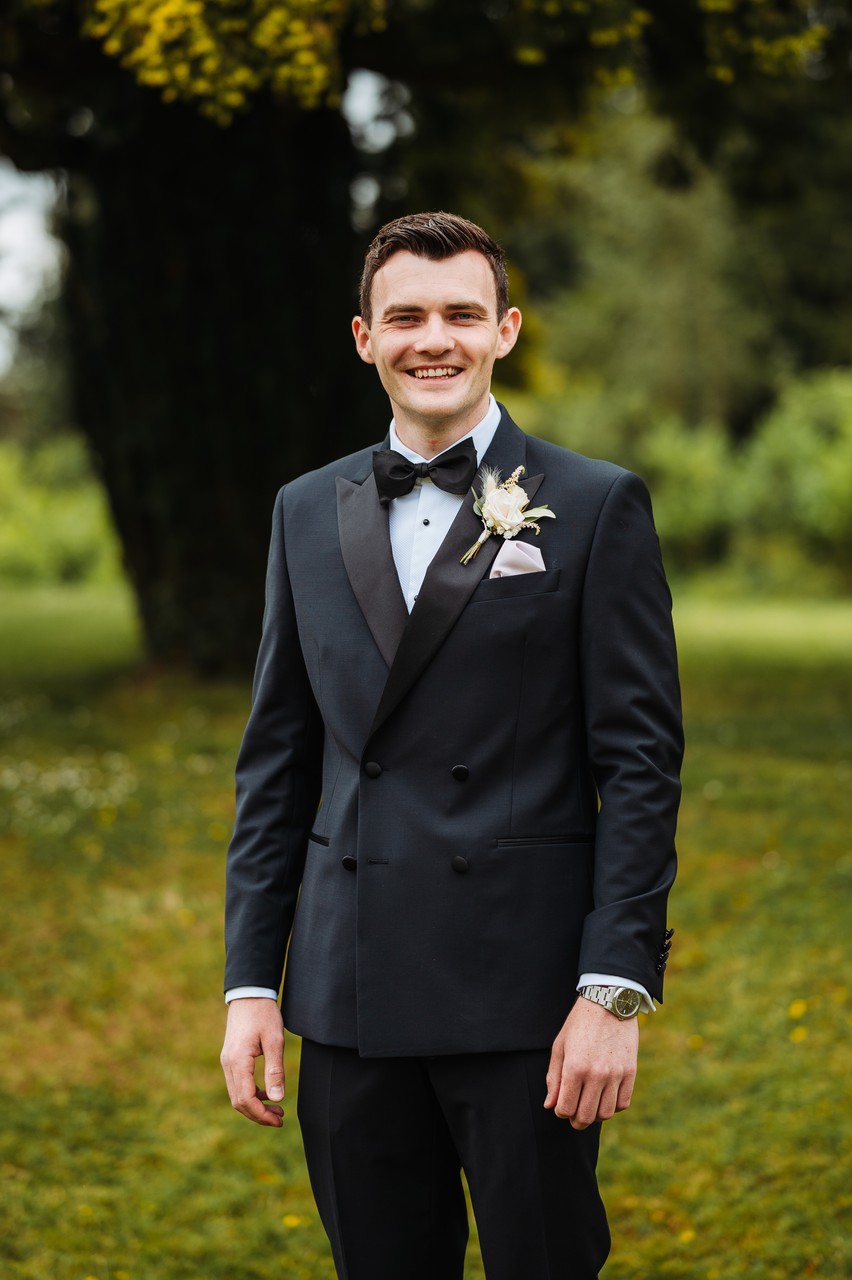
[
  {"x1": 364, "y1": 761, "x2": 382, "y2": 778},
  {"x1": 665, "y1": 928, "x2": 675, "y2": 940},
  {"x1": 451, "y1": 856, "x2": 469, "y2": 874},
  {"x1": 451, "y1": 764, "x2": 469, "y2": 782},
  {"x1": 341, "y1": 855, "x2": 357, "y2": 872}
]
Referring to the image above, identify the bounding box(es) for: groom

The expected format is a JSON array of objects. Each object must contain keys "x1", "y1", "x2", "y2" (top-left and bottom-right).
[{"x1": 220, "y1": 211, "x2": 683, "y2": 1279}]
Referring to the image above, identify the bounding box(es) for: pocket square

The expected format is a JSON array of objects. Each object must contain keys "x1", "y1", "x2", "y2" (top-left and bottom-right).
[{"x1": 489, "y1": 541, "x2": 546, "y2": 578}]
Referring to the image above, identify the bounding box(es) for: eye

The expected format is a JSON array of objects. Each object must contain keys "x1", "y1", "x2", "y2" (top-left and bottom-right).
[{"x1": 452, "y1": 312, "x2": 480, "y2": 322}]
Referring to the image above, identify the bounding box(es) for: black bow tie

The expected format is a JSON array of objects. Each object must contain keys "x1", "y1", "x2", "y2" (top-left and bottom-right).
[{"x1": 372, "y1": 439, "x2": 478, "y2": 506}]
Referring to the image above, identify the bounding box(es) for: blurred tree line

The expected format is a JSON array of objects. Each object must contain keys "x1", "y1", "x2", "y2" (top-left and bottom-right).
[
  {"x1": 497, "y1": 96, "x2": 852, "y2": 591},
  {"x1": 0, "y1": 0, "x2": 849, "y2": 671}
]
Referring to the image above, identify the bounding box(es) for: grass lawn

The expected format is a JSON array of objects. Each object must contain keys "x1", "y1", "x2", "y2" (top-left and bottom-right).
[{"x1": 0, "y1": 585, "x2": 849, "y2": 1279}]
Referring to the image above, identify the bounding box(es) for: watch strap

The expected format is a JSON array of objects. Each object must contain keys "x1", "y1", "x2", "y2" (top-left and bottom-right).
[{"x1": 579, "y1": 984, "x2": 641, "y2": 1019}]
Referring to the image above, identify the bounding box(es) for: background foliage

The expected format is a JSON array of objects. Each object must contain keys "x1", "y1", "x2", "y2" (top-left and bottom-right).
[
  {"x1": 0, "y1": 435, "x2": 121, "y2": 583},
  {"x1": 5, "y1": 81, "x2": 852, "y2": 598},
  {"x1": 1, "y1": 0, "x2": 849, "y2": 668}
]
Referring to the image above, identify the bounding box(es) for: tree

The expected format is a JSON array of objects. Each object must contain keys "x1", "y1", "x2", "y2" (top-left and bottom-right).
[{"x1": 0, "y1": 0, "x2": 831, "y2": 670}]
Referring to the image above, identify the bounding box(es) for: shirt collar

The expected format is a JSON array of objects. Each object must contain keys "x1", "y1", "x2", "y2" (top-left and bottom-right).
[{"x1": 389, "y1": 395, "x2": 501, "y2": 466}]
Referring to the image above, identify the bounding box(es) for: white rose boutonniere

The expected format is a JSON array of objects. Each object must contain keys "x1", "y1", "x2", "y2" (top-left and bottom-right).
[{"x1": 460, "y1": 465, "x2": 555, "y2": 565}]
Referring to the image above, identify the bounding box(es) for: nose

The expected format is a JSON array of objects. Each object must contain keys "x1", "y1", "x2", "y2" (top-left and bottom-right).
[{"x1": 414, "y1": 314, "x2": 454, "y2": 354}]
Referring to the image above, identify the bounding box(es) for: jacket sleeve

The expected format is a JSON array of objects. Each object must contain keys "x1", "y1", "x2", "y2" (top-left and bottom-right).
[
  {"x1": 577, "y1": 470, "x2": 683, "y2": 1002},
  {"x1": 224, "y1": 486, "x2": 324, "y2": 994}
]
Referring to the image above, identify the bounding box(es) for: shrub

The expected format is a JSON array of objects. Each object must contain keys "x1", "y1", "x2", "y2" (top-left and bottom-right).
[
  {"x1": 735, "y1": 370, "x2": 852, "y2": 588},
  {"x1": 633, "y1": 419, "x2": 738, "y2": 571},
  {"x1": 0, "y1": 438, "x2": 123, "y2": 585}
]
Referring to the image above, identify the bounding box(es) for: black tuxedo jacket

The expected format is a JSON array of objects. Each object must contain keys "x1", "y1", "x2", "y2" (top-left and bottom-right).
[{"x1": 224, "y1": 408, "x2": 683, "y2": 1057}]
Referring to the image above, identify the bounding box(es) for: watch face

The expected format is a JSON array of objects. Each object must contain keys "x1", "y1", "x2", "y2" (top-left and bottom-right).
[{"x1": 613, "y1": 988, "x2": 641, "y2": 1017}]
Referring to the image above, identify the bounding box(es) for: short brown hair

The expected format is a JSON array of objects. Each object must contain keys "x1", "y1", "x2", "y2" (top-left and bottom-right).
[{"x1": 359, "y1": 211, "x2": 509, "y2": 326}]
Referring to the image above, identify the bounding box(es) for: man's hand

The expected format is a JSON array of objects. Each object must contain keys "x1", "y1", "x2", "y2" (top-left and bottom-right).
[
  {"x1": 220, "y1": 997, "x2": 286, "y2": 1128},
  {"x1": 544, "y1": 996, "x2": 639, "y2": 1130}
]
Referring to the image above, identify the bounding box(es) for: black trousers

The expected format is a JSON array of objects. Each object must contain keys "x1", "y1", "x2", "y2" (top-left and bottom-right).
[{"x1": 296, "y1": 1039, "x2": 610, "y2": 1280}]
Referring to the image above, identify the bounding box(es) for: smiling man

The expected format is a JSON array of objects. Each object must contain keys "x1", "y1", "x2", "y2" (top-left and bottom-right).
[{"x1": 220, "y1": 212, "x2": 683, "y2": 1279}]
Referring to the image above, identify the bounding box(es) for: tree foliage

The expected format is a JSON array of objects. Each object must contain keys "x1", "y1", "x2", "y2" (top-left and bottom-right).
[
  {"x1": 79, "y1": 0, "x2": 381, "y2": 119},
  {"x1": 515, "y1": 109, "x2": 777, "y2": 437},
  {"x1": 7, "y1": 0, "x2": 827, "y2": 128},
  {"x1": 0, "y1": 0, "x2": 845, "y2": 669},
  {"x1": 743, "y1": 370, "x2": 852, "y2": 566}
]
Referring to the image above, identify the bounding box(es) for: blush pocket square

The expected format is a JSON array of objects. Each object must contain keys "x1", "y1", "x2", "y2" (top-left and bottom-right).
[{"x1": 489, "y1": 541, "x2": 546, "y2": 578}]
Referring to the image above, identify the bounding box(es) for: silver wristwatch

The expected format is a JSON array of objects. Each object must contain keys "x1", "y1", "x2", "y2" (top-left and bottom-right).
[{"x1": 579, "y1": 984, "x2": 642, "y2": 1020}]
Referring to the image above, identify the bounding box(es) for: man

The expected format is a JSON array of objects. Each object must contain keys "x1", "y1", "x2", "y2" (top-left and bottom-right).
[{"x1": 220, "y1": 212, "x2": 683, "y2": 1279}]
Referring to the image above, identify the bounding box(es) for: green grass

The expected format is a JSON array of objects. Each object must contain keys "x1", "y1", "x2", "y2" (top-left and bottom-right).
[{"x1": 0, "y1": 586, "x2": 849, "y2": 1279}]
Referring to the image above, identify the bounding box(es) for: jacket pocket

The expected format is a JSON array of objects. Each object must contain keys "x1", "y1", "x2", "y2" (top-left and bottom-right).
[
  {"x1": 494, "y1": 833, "x2": 593, "y2": 847},
  {"x1": 470, "y1": 568, "x2": 561, "y2": 602},
  {"x1": 308, "y1": 832, "x2": 330, "y2": 847}
]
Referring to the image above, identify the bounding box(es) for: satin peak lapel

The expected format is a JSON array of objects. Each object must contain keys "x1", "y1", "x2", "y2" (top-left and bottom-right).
[
  {"x1": 368, "y1": 414, "x2": 544, "y2": 740},
  {"x1": 336, "y1": 473, "x2": 409, "y2": 669}
]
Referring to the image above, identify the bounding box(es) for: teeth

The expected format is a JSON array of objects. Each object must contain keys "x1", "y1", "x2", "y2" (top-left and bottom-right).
[{"x1": 412, "y1": 367, "x2": 460, "y2": 379}]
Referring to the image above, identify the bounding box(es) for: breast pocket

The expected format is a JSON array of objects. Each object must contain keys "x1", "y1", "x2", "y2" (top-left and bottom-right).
[{"x1": 470, "y1": 567, "x2": 561, "y2": 602}]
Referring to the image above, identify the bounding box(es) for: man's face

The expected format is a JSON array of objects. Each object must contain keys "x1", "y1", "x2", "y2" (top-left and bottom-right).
[{"x1": 352, "y1": 250, "x2": 521, "y2": 443}]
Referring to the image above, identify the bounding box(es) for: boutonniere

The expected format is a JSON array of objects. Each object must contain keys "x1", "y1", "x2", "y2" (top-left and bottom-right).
[{"x1": 460, "y1": 465, "x2": 555, "y2": 565}]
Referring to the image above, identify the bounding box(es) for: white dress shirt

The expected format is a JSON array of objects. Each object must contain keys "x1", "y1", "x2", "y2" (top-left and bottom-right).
[
  {"x1": 386, "y1": 397, "x2": 502, "y2": 611},
  {"x1": 227, "y1": 395, "x2": 653, "y2": 1013}
]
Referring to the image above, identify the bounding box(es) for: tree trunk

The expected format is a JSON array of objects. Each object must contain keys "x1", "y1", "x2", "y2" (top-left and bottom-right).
[{"x1": 60, "y1": 100, "x2": 384, "y2": 674}]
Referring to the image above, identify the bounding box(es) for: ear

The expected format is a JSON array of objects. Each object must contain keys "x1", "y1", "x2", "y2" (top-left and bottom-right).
[
  {"x1": 352, "y1": 316, "x2": 375, "y2": 365},
  {"x1": 494, "y1": 307, "x2": 522, "y2": 361}
]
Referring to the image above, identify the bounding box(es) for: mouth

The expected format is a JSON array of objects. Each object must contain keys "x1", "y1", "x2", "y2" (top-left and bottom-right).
[{"x1": 407, "y1": 367, "x2": 463, "y2": 380}]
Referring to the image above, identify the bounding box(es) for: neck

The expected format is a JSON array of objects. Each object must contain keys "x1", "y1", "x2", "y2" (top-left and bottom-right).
[
  {"x1": 394, "y1": 424, "x2": 468, "y2": 460},
  {"x1": 393, "y1": 401, "x2": 490, "y2": 460}
]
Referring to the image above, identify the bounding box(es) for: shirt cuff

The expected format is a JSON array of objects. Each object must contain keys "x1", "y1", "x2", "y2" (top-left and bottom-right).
[
  {"x1": 577, "y1": 973, "x2": 656, "y2": 1015},
  {"x1": 225, "y1": 986, "x2": 278, "y2": 1003}
]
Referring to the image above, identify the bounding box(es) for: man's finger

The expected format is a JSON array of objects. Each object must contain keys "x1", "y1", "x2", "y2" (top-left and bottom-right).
[
  {"x1": 595, "y1": 1080, "x2": 620, "y2": 1122},
  {"x1": 255, "y1": 1089, "x2": 285, "y2": 1121},
  {"x1": 263, "y1": 1046, "x2": 285, "y2": 1103},
  {"x1": 553, "y1": 1062, "x2": 583, "y2": 1121},
  {"x1": 615, "y1": 1074, "x2": 635, "y2": 1113},
  {"x1": 237, "y1": 1088, "x2": 284, "y2": 1128},
  {"x1": 227, "y1": 1072, "x2": 285, "y2": 1127},
  {"x1": 564, "y1": 1076, "x2": 600, "y2": 1128},
  {"x1": 544, "y1": 1044, "x2": 565, "y2": 1109}
]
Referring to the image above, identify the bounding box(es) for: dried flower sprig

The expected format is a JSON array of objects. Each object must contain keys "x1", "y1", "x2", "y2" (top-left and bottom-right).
[{"x1": 461, "y1": 465, "x2": 555, "y2": 564}]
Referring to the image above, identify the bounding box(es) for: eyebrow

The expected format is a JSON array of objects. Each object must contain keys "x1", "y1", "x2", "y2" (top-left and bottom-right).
[{"x1": 381, "y1": 300, "x2": 490, "y2": 319}]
